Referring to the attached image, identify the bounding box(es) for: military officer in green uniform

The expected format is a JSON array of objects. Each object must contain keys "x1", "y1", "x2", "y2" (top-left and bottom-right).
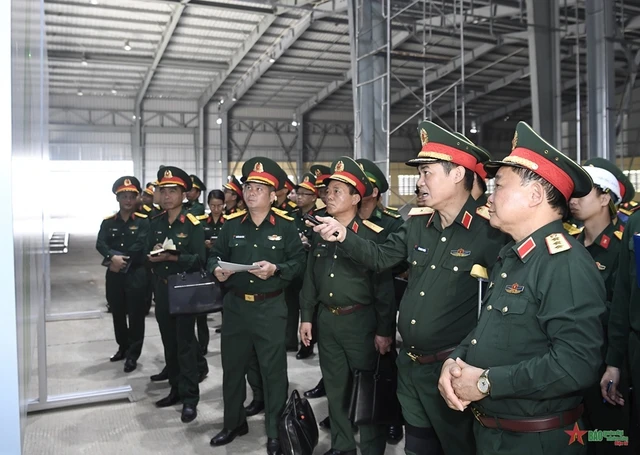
[
  {"x1": 310, "y1": 164, "x2": 331, "y2": 215},
  {"x1": 274, "y1": 177, "x2": 298, "y2": 214},
  {"x1": 139, "y1": 182, "x2": 162, "y2": 217},
  {"x1": 208, "y1": 158, "x2": 306, "y2": 455},
  {"x1": 569, "y1": 158, "x2": 634, "y2": 454},
  {"x1": 183, "y1": 174, "x2": 206, "y2": 216},
  {"x1": 437, "y1": 121, "x2": 606, "y2": 455},
  {"x1": 312, "y1": 121, "x2": 509, "y2": 455},
  {"x1": 451, "y1": 133, "x2": 492, "y2": 206},
  {"x1": 299, "y1": 157, "x2": 394, "y2": 455},
  {"x1": 147, "y1": 166, "x2": 207, "y2": 424},
  {"x1": 223, "y1": 175, "x2": 244, "y2": 215},
  {"x1": 96, "y1": 176, "x2": 149, "y2": 373}
]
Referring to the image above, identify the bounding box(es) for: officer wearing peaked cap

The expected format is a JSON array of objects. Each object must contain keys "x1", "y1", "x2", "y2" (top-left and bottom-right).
[
  {"x1": 310, "y1": 164, "x2": 332, "y2": 215},
  {"x1": 437, "y1": 121, "x2": 606, "y2": 455},
  {"x1": 140, "y1": 182, "x2": 162, "y2": 218},
  {"x1": 146, "y1": 166, "x2": 208, "y2": 424},
  {"x1": 223, "y1": 175, "x2": 244, "y2": 215},
  {"x1": 299, "y1": 156, "x2": 395, "y2": 455},
  {"x1": 184, "y1": 175, "x2": 206, "y2": 216},
  {"x1": 311, "y1": 122, "x2": 510, "y2": 455},
  {"x1": 96, "y1": 176, "x2": 149, "y2": 373},
  {"x1": 209, "y1": 157, "x2": 306, "y2": 455}
]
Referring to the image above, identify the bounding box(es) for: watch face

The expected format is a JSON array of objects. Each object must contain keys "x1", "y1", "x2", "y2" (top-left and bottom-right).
[{"x1": 478, "y1": 377, "x2": 490, "y2": 394}]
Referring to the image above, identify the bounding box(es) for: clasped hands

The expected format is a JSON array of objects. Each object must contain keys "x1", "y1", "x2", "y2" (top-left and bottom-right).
[{"x1": 438, "y1": 358, "x2": 487, "y2": 411}]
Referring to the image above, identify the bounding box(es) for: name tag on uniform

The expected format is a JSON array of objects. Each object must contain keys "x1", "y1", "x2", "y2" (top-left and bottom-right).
[
  {"x1": 110, "y1": 228, "x2": 119, "y2": 232},
  {"x1": 233, "y1": 235, "x2": 245, "y2": 239},
  {"x1": 414, "y1": 245, "x2": 428, "y2": 254},
  {"x1": 156, "y1": 231, "x2": 163, "y2": 235}
]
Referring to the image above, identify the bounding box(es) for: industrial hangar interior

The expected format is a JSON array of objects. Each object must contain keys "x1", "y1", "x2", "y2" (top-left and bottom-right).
[{"x1": 3, "y1": 0, "x2": 640, "y2": 454}]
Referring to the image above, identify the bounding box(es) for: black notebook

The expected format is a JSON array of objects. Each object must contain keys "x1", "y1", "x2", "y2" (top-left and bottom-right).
[{"x1": 101, "y1": 250, "x2": 132, "y2": 274}]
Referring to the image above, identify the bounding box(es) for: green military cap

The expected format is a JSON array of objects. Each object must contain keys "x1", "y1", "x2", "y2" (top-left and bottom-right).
[
  {"x1": 224, "y1": 175, "x2": 243, "y2": 198},
  {"x1": 143, "y1": 182, "x2": 155, "y2": 196},
  {"x1": 112, "y1": 176, "x2": 141, "y2": 194},
  {"x1": 450, "y1": 132, "x2": 493, "y2": 179},
  {"x1": 296, "y1": 172, "x2": 317, "y2": 195},
  {"x1": 326, "y1": 156, "x2": 374, "y2": 198},
  {"x1": 407, "y1": 121, "x2": 484, "y2": 171},
  {"x1": 484, "y1": 121, "x2": 592, "y2": 201},
  {"x1": 583, "y1": 157, "x2": 635, "y2": 204},
  {"x1": 156, "y1": 166, "x2": 192, "y2": 191},
  {"x1": 189, "y1": 175, "x2": 206, "y2": 193},
  {"x1": 356, "y1": 158, "x2": 389, "y2": 194},
  {"x1": 310, "y1": 164, "x2": 332, "y2": 188},
  {"x1": 241, "y1": 157, "x2": 285, "y2": 190}
]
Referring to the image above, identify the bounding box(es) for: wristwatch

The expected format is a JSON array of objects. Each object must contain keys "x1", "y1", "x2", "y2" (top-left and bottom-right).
[
  {"x1": 274, "y1": 264, "x2": 282, "y2": 276},
  {"x1": 477, "y1": 369, "x2": 491, "y2": 395}
]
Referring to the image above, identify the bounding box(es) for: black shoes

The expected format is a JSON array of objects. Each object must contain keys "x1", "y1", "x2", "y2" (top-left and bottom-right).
[
  {"x1": 150, "y1": 367, "x2": 168, "y2": 382},
  {"x1": 267, "y1": 438, "x2": 282, "y2": 455},
  {"x1": 155, "y1": 388, "x2": 180, "y2": 408},
  {"x1": 181, "y1": 404, "x2": 197, "y2": 423},
  {"x1": 296, "y1": 344, "x2": 314, "y2": 360},
  {"x1": 110, "y1": 350, "x2": 126, "y2": 362},
  {"x1": 210, "y1": 421, "x2": 249, "y2": 446},
  {"x1": 245, "y1": 399, "x2": 265, "y2": 417},
  {"x1": 323, "y1": 450, "x2": 356, "y2": 455},
  {"x1": 387, "y1": 425, "x2": 404, "y2": 444},
  {"x1": 304, "y1": 379, "x2": 326, "y2": 398},
  {"x1": 123, "y1": 358, "x2": 137, "y2": 373}
]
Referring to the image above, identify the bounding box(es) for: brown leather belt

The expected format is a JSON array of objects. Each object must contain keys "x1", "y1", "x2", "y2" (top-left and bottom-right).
[
  {"x1": 323, "y1": 303, "x2": 366, "y2": 315},
  {"x1": 471, "y1": 404, "x2": 584, "y2": 433},
  {"x1": 233, "y1": 289, "x2": 283, "y2": 302},
  {"x1": 407, "y1": 347, "x2": 456, "y2": 364}
]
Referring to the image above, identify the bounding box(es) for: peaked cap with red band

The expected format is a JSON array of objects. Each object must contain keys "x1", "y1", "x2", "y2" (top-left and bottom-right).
[
  {"x1": 112, "y1": 176, "x2": 141, "y2": 195},
  {"x1": 241, "y1": 157, "x2": 284, "y2": 190},
  {"x1": 450, "y1": 132, "x2": 493, "y2": 180},
  {"x1": 296, "y1": 172, "x2": 318, "y2": 195},
  {"x1": 143, "y1": 181, "x2": 155, "y2": 196},
  {"x1": 356, "y1": 158, "x2": 389, "y2": 194},
  {"x1": 484, "y1": 121, "x2": 593, "y2": 201},
  {"x1": 310, "y1": 164, "x2": 332, "y2": 188},
  {"x1": 583, "y1": 157, "x2": 635, "y2": 204},
  {"x1": 156, "y1": 166, "x2": 192, "y2": 191},
  {"x1": 326, "y1": 156, "x2": 373, "y2": 198},
  {"x1": 223, "y1": 175, "x2": 243, "y2": 199},
  {"x1": 406, "y1": 121, "x2": 482, "y2": 171}
]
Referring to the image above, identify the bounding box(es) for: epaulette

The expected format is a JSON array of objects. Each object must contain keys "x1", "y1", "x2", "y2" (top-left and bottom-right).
[
  {"x1": 362, "y1": 219, "x2": 384, "y2": 233},
  {"x1": 142, "y1": 204, "x2": 152, "y2": 213},
  {"x1": 386, "y1": 206, "x2": 399, "y2": 212},
  {"x1": 562, "y1": 222, "x2": 583, "y2": 237},
  {"x1": 615, "y1": 230, "x2": 623, "y2": 241},
  {"x1": 287, "y1": 200, "x2": 297, "y2": 209},
  {"x1": 315, "y1": 199, "x2": 326, "y2": 210},
  {"x1": 186, "y1": 213, "x2": 200, "y2": 225},
  {"x1": 383, "y1": 209, "x2": 402, "y2": 219},
  {"x1": 223, "y1": 210, "x2": 246, "y2": 221},
  {"x1": 196, "y1": 214, "x2": 209, "y2": 221},
  {"x1": 476, "y1": 205, "x2": 490, "y2": 221},
  {"x1": 408, "y1": 207, "x2": 434, "y2": 217},
  {"x1": 134, "y1": 212, "x2": 148, "y2": 219},
  {"x1": 545, "y1": 233, "x2": 572, "y2": 255},
  {"x1": 272, "y1": 207, "x2": 294, "y2": 221},
  {"x1": 104, "y1": 213, "x2": 116, "y2": 220}
]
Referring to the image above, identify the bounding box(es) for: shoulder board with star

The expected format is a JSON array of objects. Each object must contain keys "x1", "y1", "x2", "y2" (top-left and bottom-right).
[
  {"x1": 196, "y1": 214, "x2": 209, "y2": 221},
  {"x1": 271, "y1": 207, "x2": 294, "y2": 221},
  {"x1": 142, "y1": 204, "x2": 153, "y2": 213},
  {"x1": 475, "y1": 204, "x2": 490, "y2": 221},
  {"x1": 383, "y1": 209, "x2": 402, "y2": 219},
  {"x1": 615, "y1": 230, "x2": 623, "y2": 241},
  {"x1": 362, "y1": 219, "x2": 384, "y2": 233},
  {"x1": 408, "y1": 207, "x2": 434, "y2": 217},
  {"x1": 134, "y1": 212, "x2": 148, "y2": 219},
  {"x1": 287, "y1": 200, "x2": 297, "y2": 209},
  {"x1": 104, "y1": 213, "x2": 116, "y2": 220},
  {"x1": 186, "y1": 213, "x2": 200, "y2": 225},
  {"x1": 545, "y1": 233, "x2": 572, "y2": 255},
  {"x1": 223, "y1": 210, "x2": 246, "y2": 221},
  {"x1": 562, "y1": 222, "x2": 583, "y2": 237}
]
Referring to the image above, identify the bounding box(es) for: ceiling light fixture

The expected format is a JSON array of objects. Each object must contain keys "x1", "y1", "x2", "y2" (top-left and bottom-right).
[
  {"x1": 291, "y1": 113, "x2": 298, "y2": 127},
  {"x1": 90, "y1": 0, "x2": 99, "y2": 4},
  {"x1": 77, "y1": 89, "x2": 83, "y2": 96},
  {"x1": 219, "y1": 98, "x2": 224, "y2": 105},
  {"x1": 81, "y1": 57, "x2": 88, "y2": 66},
  {"x1": 216, "y1": 117, "x2": 223, "y2": 125},
  {"x1": 470, "y1": 120, "x2": 478, "y2": 134},
  {"x1": 231, "y1": 94, "x2": 237, "y2": 102},
  {"x1": 124, "y1": 40, "x2": 132, "y2": 51},
  {"x1": 269, "y1": 53, "x2": 276, "y2": 63},
  {"x1": 111, "y1": 88, "x2": 117, "y2": 95}
]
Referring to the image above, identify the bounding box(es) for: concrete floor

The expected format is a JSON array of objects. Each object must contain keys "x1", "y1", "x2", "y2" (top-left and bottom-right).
[{"x1": 23, "y1": 234, "x2": 405, "y2": 455}]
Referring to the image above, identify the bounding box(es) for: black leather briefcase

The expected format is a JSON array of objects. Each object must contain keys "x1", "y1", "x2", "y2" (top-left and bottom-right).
[
  {"x1": 167, "y1": 267, "x2": 222, "y2": 315},
  {"x1": 349, "y1": 350, "x2": 403, "y2": 426},
  {"x1": 278, "y1": 390, "x2": 318, "y2": 455}
]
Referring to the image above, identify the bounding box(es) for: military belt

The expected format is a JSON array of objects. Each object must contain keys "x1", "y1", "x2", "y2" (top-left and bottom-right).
[
  {"x1": 406, "y1": 347, "x2": 455, "y2": 364},
  {"x1": 322, "y1": 303, "x2": 365, "y2": 316},
  {"x1": 233, "y1": 289, "x2": 283, "y2": 302},
  {"x1": 471, "y1": 404, "x2": 584, "y2": 433}
]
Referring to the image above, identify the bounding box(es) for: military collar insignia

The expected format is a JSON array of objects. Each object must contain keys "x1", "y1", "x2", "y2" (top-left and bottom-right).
[
  {"x1": 505, "y1": 283, "x2": 524, "y2": 294},
  {"x1": 596, "y1": 261, "x2": 606, "y2": 271},
  {"x1": 599, "y1": 234, "x2": 611, "y2": 249},
  {"x1": 269, "y1": 214, "x2": 276, "y2": 225},
  {"x1": 450, "y1": 248, "x2": 471, "y2": 257},
  {"x1": 176, "y1": 232, "x2": 188, "y2": 238},
  {"x1": 516, "y1": 237, "x2": 536, "y2": 261},
  {"x1": 350, "y1": 220, "x2": 359, "y2": 233},
  {"x1": 179, "y1": 214, "x2": 185, "y2": 224},
  {"x1": 268, "y1": 235, "x2": 282, "y2": 241},
  {"x1": 614, "y1": 230, "x2": 622, "y2": 240},
  {"x1": 460, "y1": 211, "x2": 473, "y2": 230},
  {"x1": 545, "y1": 233, "x2": 572, "y2": 255}
]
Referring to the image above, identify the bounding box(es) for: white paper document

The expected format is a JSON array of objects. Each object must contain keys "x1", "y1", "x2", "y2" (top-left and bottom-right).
[{"x1": 218, "y1": 260, "x2": 261, "y2": 272}]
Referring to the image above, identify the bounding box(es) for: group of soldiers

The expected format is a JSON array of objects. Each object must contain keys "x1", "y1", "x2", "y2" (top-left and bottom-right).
[{"x1": 96, "y1": 118, "x2": 640, "y2": 455}]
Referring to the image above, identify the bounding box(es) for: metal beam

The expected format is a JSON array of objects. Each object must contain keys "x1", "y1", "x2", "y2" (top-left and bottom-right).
[{"x1": 49, "y1": 124, "x2": 195, "y2": 134}]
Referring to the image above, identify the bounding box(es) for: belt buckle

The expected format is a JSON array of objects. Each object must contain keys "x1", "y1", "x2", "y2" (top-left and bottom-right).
[
  {"x1": 471, "y1": 407, "x2": 485, "y2": 427},
  {"x1": 330, "y1": 306, "x2": 339, "y2": 315},
  {"x1": 407, "y1": 352, "x2": 419, "y2": 362},
  {"x1": 245, "y1": 294, "x2": 255, "y2": 302}
]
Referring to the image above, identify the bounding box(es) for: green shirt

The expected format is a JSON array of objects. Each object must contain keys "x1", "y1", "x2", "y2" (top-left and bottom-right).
[
  {"x1": 207, "y1": 208, "x2": 306, "y2": 294},
  {"x1": 184, "y1": 200, "x2": 205, "y2": 216},
  {"x1": 96, "y1": 211, "x2": 150, "y2": 266},
  {"x1": 339, "y1": 196, "x2": 508, "y2": 353},
  {"x1": 576, "y1": 222, "x2": 621, "y2": 303},
  {"x1": 368, "y1": 207, "x2": 404, "y2": 240},
  {"x1": 147, "y1": 210, "x2": 206, "y2": 278},
  {"x1": 203, "y1": 214, "x2": 225, "y2": 241},
  {"x1": 299, "y1": 216, "x2": 395, "y2": 337},
  {"x1": 451, "y1": 220, "x2": 606, "y2": 418},
  {"x1": 607, "y1": 210, "x2": 640, "y2": 368}
]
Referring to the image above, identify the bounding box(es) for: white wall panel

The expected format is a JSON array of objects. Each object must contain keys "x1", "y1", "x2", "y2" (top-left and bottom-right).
[{"x1": 144, "y1": 133, "x2": 196, "y2": 186}]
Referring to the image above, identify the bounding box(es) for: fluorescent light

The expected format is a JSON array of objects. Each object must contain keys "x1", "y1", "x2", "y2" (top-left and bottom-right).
[
  {"x1": 124, "y1": 41, "x2": 132, "y2": 51},
  {"x1": 90, "y1": 0, "x2": 99, "y2": 4},
  {"x1": 81, "y1": 58, "x2": 88, "y2": 66},
  {"x1": 216, "y1": 117, "x2": 223, "y2": 125},
  {"x1": 231, "y1": 94, "x2": 237, "y2": 102},
  {"x1": 269, "y1": 56, "x2": 276, "y2": 63},
  {"x1": 291, "y1": 120, "x2": 298, "y2": 127},
  {"x1": 219, "y1": 98, "x2": 224, "y2": 104},
  {"x1": 111, "y1": 89, "x2": 117, "y2": 95},
  {"x1": 77, "y1": 90, "x2": 83, "y2": 96}
]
